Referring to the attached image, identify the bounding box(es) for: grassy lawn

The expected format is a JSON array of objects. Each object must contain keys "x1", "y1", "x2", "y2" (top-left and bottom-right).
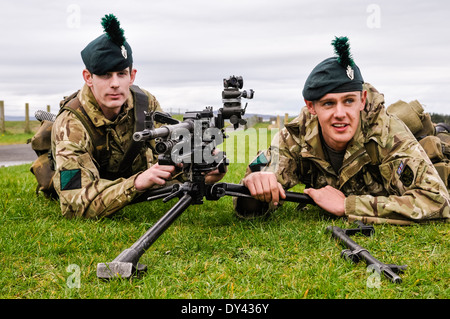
[
  {"x1": 0, "y1": 127, "x2": 448, "y2": 300},
  {"x1": 0, "y1": 120, "x2": 41, "y2": 145}
]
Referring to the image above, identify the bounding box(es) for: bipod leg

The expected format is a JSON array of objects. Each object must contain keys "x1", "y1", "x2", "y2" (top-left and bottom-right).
[
  {"x1": 97, "y1": 193, "x2": 193, "y2": 279},
  {"x1": 326, "y1": 224, "x2": 406, "y2": 284},
  {"x1": 145, "y1": 185, "x2": 178, "y2": 201}
]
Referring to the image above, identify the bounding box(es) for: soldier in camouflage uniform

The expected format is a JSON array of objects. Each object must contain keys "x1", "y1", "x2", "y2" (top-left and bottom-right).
[
  {"x1": 52, "y1": 15, "x2": 224, "y2": 218},
  {"x1": 235, "y1": 37, "x2": 450, "y2": 225}
]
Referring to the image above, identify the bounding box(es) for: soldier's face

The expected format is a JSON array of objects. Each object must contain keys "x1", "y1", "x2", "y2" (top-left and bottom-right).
[
  {"x1": 306, "y1": 90, "x2": 366, "y2": 151},
  {"x1": 83, "y1": 68, "x2": 136, "y2": 118}
]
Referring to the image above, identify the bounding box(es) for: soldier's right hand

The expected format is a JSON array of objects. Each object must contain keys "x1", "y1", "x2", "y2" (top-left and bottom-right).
[
  {"x1": 243, "y1": 171, "x2": 286, "y2": 206},
  {"x1": 134, "y1": 163, "x2": 176, "y2": 191}
]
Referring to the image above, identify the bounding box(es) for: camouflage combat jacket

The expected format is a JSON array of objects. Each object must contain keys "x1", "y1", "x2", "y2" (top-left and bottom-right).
[
  {"x1": 244, "y1": 83, "x2": 450, "y2": 224},
  {"x1": 51, "y1": 84, "x2": 163, "y2": 218}
]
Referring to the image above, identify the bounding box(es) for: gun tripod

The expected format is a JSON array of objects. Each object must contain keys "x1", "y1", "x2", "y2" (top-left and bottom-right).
[{"x1": 96, "y1": 175, "x2": 314, "y2": 279}]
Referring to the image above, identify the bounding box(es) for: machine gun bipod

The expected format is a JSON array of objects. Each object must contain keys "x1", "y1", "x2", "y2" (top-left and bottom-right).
[{"x1": 96, "y1": 179, "x2": 314, "y2": 279}]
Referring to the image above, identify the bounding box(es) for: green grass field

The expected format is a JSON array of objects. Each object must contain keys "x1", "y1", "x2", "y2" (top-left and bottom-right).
[
  {"x1": 0, "y1": 127, "x2": 449, "y2": 299},
  {"x1": 0, "y1": 121, "x2": 41, "y2": 145}
]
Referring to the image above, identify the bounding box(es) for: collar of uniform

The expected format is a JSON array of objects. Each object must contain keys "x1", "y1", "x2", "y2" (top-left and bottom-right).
[
  {"x1": 342, "y1": 119, "x2": 365, "y2": 160},
  {"x1": 78, "y1": 83, "x2": 134, "y2": 127},
  {"x1": 360, "y1": 82, "x2": 388, "y2": 148},
  {"x1": 284, "y1": 106, "x2": 326, "y2": 159}
]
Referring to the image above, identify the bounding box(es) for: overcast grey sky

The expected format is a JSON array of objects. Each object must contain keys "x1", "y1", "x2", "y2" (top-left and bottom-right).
[{"x1": 1, "y1": 0, "x2": 449, "y2": 118}]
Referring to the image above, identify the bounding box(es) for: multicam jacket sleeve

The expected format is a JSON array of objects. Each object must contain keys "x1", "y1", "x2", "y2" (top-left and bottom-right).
[
  {"x1": 343, "y1": 117, "x2": 450, "y2": 224},
  {"x1": 242, "y1": 83, "x2": 450, "y2": 224},
  {"x1": 51, "y1": 85, "x2": 163, "y2": 219}
]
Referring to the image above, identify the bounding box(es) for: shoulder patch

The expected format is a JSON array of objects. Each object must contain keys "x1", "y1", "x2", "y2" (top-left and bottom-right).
[
  {"x1": 398, "y1": 163, "x2": 414, "y2": 187},
  {"x1": 249, "y1": 152, "x2": 269, "y2": 172},
  {"x1": 60, "y1": 169, "x2": 82, "y2": 190}
]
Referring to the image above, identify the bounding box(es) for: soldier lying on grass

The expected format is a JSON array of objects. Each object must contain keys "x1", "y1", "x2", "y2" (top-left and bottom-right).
[
  {"x1": 235, "y1": 37, "x2": 450, "y2": 225},
  {"x1": 51, "y1": 15, "x2": 224, "y2": 218}
]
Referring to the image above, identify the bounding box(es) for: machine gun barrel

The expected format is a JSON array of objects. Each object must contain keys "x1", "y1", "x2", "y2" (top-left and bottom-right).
[{"x1": 133, "y1": 121, "x2": 194, "y2": 142}]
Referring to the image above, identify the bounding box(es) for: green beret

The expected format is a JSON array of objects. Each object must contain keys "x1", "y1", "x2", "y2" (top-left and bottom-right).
[
  {"x1": 302, "y1": 37, "x2": 364, "y2": 101},
  {"x1": 81, "y1": 14, "x2": 133, "y2": 75}
]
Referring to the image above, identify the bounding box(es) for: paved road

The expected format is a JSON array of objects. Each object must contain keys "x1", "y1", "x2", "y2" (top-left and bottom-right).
[{"x1": 0, "y1": 144, "x2": 36, "y2": 167}]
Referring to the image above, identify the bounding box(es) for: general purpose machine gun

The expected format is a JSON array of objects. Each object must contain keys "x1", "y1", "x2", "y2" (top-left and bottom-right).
[
  {"x1": 96, "y1": 76, "x2": 406, "y2": 283},
  {"x1": 96, "y1": 76, "x2": 315, "y2": 279}
]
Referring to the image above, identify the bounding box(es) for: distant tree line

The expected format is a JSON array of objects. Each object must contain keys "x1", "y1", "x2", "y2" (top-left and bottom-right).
[{"x1": 430, "y1": 113, "x2": 450, "y2": 124}]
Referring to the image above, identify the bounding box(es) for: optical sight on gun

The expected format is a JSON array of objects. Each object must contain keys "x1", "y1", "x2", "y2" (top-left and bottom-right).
[{"x1": 221, "y1": 75, "x2": 254, "y2": 129}]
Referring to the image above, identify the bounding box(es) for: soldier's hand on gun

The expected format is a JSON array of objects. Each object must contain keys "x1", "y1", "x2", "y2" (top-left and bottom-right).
[
  {"x1": 204, "y1": 168, "x2": 227, "y2": 184},
  {"x1": 134, "y1": 163, "x2": 176, "y2": 191},
  {"x1": 303, "y1": 186, "x2": 345, "y2": 216},
  {"x1": 243, "y1": 171, "x2": 286, "y2": 206},
  {"x1": 204, "y1": 148, "x2": 227, "y2": 184}
]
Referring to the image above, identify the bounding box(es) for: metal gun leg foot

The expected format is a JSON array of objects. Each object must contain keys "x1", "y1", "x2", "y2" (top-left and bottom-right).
[{"x1": 96, "y1": 261, "x2": 148, "y2": 279}]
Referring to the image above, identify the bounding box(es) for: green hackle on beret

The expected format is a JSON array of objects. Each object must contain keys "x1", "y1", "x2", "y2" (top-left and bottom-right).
[
  {"x1": 101, "y1": 14, "x2": 126, "y2": 47},
  {"x1": 331, "y1": 36, "x2": 354, "y2": 68}
]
